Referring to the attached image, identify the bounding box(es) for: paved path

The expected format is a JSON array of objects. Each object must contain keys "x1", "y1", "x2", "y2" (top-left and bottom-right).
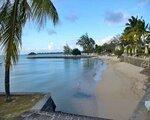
[{"x1": 19, "y1": 111, "x2": 110, "y2": 120}]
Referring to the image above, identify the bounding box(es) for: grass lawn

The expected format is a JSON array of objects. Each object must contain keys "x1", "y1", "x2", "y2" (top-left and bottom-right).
[{"x1": 0, "y1": 94, "x2": 43, "y2": 120}]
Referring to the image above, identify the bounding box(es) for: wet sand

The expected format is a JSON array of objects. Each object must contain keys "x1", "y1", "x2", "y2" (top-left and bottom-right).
[{"x1": 96, "y1": 56, "x2": 148, "y2": 120}]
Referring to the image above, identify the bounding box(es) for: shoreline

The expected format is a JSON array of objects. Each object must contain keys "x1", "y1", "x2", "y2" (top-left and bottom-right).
[
  {"x1": 27, "y1": 55, "x2": 95, "y2": 59},
  {"x1": 96, "y1": 56, "x2": 148, "y2": 120}
]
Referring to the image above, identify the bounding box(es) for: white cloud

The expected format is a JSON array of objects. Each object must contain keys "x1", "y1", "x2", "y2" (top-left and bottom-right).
[
  {"x1": 48, "y1": 42, "x2": 53, "y2": 51},
  {"x1": 104, "y1": 11, "x2": 129, "y2": 25}
]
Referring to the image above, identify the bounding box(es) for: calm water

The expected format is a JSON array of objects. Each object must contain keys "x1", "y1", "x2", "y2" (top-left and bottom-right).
[{"x1": 0, "y1": 55, "x2": 106, "y2": 117}]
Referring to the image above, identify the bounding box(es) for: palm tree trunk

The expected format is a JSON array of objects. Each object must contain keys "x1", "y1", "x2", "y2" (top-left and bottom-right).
[{"x1": 5, "y1": 65, "x2": 10, "y2": 100}]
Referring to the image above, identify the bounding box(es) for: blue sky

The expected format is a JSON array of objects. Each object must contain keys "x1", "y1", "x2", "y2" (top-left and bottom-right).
[{"x1": 21, "y1": 0, "x2": 150, "y2": 53}]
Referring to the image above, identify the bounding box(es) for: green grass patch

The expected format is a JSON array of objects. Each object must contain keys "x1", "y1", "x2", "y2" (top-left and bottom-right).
[{"x1": 0, "y1": 94, "x2": 43, "y2": 120}]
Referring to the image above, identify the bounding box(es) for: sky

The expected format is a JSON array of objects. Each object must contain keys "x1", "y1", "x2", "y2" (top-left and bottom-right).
[{"x1": 7, "y1": 0, "x2": 150, "y2": 53}]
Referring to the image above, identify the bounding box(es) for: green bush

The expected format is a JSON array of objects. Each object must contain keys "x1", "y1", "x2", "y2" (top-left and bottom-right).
[
  {"x1": 114, "y1": 49, "x2": 124, "y2": 57},
  {"x1": 72, "y1": 48, "x2": 81, "y2": 55}
]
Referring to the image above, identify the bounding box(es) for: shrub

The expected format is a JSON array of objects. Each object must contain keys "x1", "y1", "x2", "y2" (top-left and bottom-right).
[
  {"x1": 114, "y1": 49, "x2": 124, "y2": 57},
  {"x1": 72, "y1": 48, "x2": 81, "y2": 55}
]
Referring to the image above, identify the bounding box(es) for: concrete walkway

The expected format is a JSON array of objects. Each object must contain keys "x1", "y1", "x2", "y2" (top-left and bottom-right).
[{"x1": 19, "y1": 111, "x2": 110, "y2": 120}]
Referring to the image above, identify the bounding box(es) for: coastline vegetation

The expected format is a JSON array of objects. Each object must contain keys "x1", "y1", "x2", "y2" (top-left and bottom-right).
[
  {"x1": 63, "y1": 44, "x2": 72, "y2": 55},
  {"x1": 63, "y1": 16, "x2": 149, "y2": 59},
  {"x1": 76, "y1": 33, "x2": 95, "y2": 54},
  {"x1": 95, "y1": 16, "x2": 150, "y2": 57},
  {"x1": 71, "y1": 48, "x2": 81, "y2": 55},
  {"x1": 63, "y1": 33, "x2": 95, "y2": 56},
  {"x1": 29, "y1": 16, "x2": 150, "y2": 59}
]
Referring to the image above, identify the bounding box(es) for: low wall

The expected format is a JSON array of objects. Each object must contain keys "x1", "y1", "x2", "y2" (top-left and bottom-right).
[
  {"x1": 27, "y1": 55, "x2": 94, "y2": 59},
  {"x1": 120, "y1": 55, "x2": 150, "y2": 68},
  {"x1": 31, "y1": 93, "x2": 56, "y2": 112},
  {"x1": 18, "y1": 93, "x2": 109, "y2": 120},
  {"x1": 0, "y1": 92, "x2": 56, "y2": 112}
]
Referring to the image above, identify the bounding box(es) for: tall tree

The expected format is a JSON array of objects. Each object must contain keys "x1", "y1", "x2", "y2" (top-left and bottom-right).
[
  {"x1": 95, "y1": 44, "x2": 102, "y2": 54},
  {"x1": 122, "y1": 16, "x2": 149, "y2": 55},
  {"x1": 0, "y1": 0, "x2": 59, "y2": 101},
  {"x1": 63, "y1": 44, "x2": 72, "y2": 55},
  {"x1": 76, "y1": 33, "x2": 95, "y2": 54},
  {"x1": 123, "y1": 16, "x2": 149, "y2": 42},
  {"x1": 100, "y1": 35, "x2": 122, "y2": 54}
]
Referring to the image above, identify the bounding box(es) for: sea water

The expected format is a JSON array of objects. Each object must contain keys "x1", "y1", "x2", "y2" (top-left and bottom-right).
[{"x1": 0, "y1": 55, "x2": 106, "y2": 117}]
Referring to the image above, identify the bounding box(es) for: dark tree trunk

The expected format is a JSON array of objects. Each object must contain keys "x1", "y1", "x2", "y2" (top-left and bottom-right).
[{"x1": 5, "y1": 65, "x2": 10, "y2": 100}]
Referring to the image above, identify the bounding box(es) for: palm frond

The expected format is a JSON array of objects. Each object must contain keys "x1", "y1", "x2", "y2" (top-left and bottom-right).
[
  {"x1": 19, "y1": 0, "x2": 31, "y2": 26},
  {"x1": 0, "y1": 0, "x2": 22, "y2": 67},
  {"x1": 31, "y1": 0, "x2": 59, "y2": 27},
  {"x1": 0, "y1": 0, "x2": 59, "y2": 68}
]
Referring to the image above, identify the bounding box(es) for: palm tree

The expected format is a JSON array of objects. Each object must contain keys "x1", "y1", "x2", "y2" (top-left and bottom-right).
[
  {"x1": 0, "y1": 0, "x2": 59, "y2": 101},
  {"x1": 124, "y1": 16, "x2": 138, "y2": 32},
  {"x1": 123, "y1": 16, "x2": 149, "y2": 55}
]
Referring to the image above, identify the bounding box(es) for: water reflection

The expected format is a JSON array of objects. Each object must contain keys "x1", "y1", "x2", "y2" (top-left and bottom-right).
[{"x1": 83, "y1": 58, "x2": 99, "y2": 70}]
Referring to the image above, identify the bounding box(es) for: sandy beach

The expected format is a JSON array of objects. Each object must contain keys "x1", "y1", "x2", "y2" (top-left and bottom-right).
[{"x1": 96, "y1": 56, "x2": 148, "y2": 120}]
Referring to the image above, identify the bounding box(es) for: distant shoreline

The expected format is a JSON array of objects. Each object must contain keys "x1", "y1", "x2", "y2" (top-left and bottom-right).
[{"x1": 27, "y1": 55, "x2": 95, "y2": 59}]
